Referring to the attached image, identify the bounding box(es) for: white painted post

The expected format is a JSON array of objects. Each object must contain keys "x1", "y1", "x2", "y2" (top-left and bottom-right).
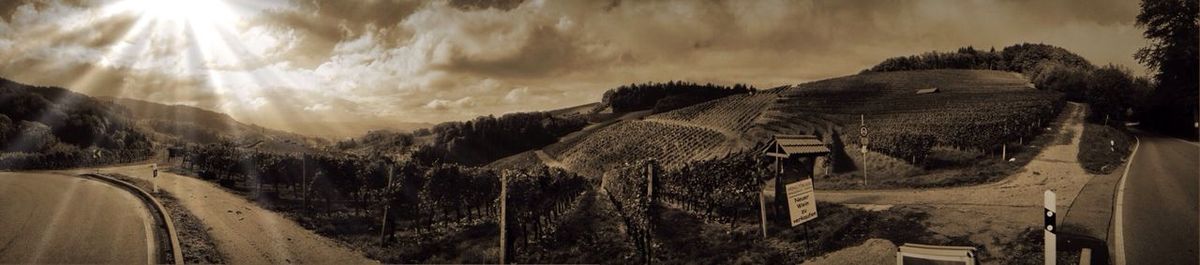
[
  {"x1": 1045, "y1": 190, "x2": 1056, "y2": 265},
  {"x1": 152, "y1": 164, "x2": 158, "y2": 193},
  {"x1": 1002, "y1": 144, "x2": 1007, "y2": 161}
]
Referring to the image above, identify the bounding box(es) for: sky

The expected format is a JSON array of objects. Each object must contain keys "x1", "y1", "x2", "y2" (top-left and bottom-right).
[{"x1": 0, "y1": 0, "x2": 1149, "y2": 138}]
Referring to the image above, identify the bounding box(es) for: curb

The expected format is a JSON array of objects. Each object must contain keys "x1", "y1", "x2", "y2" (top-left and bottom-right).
[
  {"x1": 81, "y1": 173, "x2": 184, "y2": 265},
  {"x1": 1109, "y1": 135, "x2": 1139, "y2": 265}
]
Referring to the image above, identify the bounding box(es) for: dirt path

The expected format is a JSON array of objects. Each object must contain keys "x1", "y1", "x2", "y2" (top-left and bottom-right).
[
  {"x1": 818, "y1": 102, "x2": 1096, "y2": 261},
  {"x1": 534, "y1": 150, "x2": 566, "y2": 169},
  {"x1": 69, "y1": 165, "x2": 375, "y2": 264},
  {"x1": 821, "y1": 103, "x2": 1089, "y2": 207}
]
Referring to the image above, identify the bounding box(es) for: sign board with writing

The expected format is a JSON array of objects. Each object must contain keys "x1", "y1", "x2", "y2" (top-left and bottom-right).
[{"x1": 786, "y1": 178, "x2": 818, "y2": 226}]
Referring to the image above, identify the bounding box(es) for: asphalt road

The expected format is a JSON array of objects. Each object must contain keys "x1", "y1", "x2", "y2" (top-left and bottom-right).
[
  {"x1": 0, "y1": 172, "x2": 153, "y2": 264},
  {"x1": 1121, "y1": 133, "x2": 1199, "y2": 265}
]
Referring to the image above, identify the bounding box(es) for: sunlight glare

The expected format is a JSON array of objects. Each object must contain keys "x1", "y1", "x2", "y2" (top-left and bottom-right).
[{"x1": 122, "y1": 0, "x2": 236, "y2": 25}]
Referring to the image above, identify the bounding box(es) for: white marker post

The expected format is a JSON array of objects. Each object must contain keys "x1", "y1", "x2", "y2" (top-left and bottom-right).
[
  {"x1": 1045, "y1": 190, "x2": 1056, "y2": 265},
  {"x1": 860, "y1": 115, "x2": 868, "y2": 187},
  {"x1": 152, "y1": 163, "x2": 159, "y2": 193}
]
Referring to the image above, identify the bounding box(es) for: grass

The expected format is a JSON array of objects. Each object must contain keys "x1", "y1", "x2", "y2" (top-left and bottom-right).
[
  {"x1": 1078, "y1": 123, "x2": 1134, "y2": 174},
  {"x1": 999, "y1": 227, "x2": 1083, "y2": 265},
  {"x1": 105, "y1": 173, "x2": 227, "y2": 264},
  {"x1": 641, "y1": 202, "x2": 980, "y2": 264},
  {"x1": 817, "y1": 123, "x2": 1058, "y2": 190}
]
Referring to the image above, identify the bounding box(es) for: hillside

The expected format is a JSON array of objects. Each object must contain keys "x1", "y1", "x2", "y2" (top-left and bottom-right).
[
  {"x1": 106, "y1": 97, "x2": 322, "y2": 153},
  {"x1": 547, "y1": 69, "x2": 1063, "y2": 179},
  {"x1": 0, "y1": 77, "x2": 153, "y2": 169}
]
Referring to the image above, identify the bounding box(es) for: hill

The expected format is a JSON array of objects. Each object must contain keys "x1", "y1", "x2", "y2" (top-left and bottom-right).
[
  {"x1": 106, "y1": 97, "x2": 323, "y2": 153},
  {"x1": 0, "y1": 77, "x2": 153, "y2": 169},
  {"x1": 546, "y1": 69, "x2": 1063, "y2": 179}
]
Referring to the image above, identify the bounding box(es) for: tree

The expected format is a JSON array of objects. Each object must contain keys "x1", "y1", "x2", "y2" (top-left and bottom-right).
[
  {"x1": 1086, "y1": 66, "x2": 1138, "y2": 123},
  {"x1": 1135, "y1": 0, "x2": 1199, "y2": 137}
]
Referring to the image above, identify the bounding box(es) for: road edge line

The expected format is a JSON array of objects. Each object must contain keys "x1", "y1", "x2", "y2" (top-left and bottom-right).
[
  {"x1": 1111, "y1": 135, "x2": 1139, "y2": 265},
  {"x1": 81, "y1": 173, "x2": 184, "y2": 265}
]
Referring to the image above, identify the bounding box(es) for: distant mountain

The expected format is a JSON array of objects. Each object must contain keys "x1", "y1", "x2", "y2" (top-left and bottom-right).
[
  {"x1": 282, "y1": 120, "x2": 434, "y2": 140},
  {"x1": 104, "y1": 97, "x2": 324, "y2": 153}
]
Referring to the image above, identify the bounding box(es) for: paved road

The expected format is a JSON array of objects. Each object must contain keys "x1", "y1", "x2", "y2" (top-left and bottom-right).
[
  {"x1": 0, "y1": 172, "x2": 154, "y2": 264},
  {"x1": 93, "y1": 164, "x2": 375, "y2": 264},
  {"x1": 1121, "y1": 133, "x2": 1199, "y2": 265}
]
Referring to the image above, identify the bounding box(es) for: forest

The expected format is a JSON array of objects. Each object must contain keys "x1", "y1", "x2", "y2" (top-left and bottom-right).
[
  {"x1": 599, "y1": 81, "x2": 755, "y2": 113},
  {"x1": 416, "y1": 111, "x2": 588, "y2": 165}
]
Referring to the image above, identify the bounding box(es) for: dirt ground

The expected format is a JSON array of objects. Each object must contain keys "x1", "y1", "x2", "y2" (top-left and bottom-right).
[{"x1": 815, "y1": 103, "x2": 1099, "y2": 263}]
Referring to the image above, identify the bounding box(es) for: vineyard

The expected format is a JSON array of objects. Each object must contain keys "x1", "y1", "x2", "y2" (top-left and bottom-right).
[
  {"x1": 169, "y1": 143, "x2": 594, "y2": 263},
  {"x1": 647, "y1": 91, "x2": 778, "y2": 135},
  {"x1": 601, "y1": 159, "x2": 661, "y2": 263},
  {"x1": 658, "y1": 151, "x2": 769, "y2": 224},
  {"x1": 555, "y1": 120, "x2": 729, "y2": 178},
  {"x1": 763, "y1": 69, "x2": 1064, "y2": 165},
  {"x1": 500, "y1": 168, "x2": 592, "y2": 261}
]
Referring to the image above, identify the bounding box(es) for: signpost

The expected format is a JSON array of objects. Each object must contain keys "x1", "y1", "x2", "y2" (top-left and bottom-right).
[
  {"x1": 1045, "y1": 190, "x2": 1056, "y2": 265},
  {"x1": 786, "y1": 178, "x2": 818, "y2": 226}
]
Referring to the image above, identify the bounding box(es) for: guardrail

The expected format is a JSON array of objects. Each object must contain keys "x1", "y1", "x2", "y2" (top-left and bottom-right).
[{"x1": 81, "y1": 173, "x2": 183, "y2": 265}]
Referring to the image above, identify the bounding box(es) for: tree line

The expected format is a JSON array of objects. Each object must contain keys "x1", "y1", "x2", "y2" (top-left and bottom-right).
[
  {"x1": 366, "y1": 111, "x2": 588, "y2": 166},
  {"x1": 867, "y1": 43, "x2": 1156, "y2": 127},
  {"x1": 599, "y1": 81, "x2": 755, "y2": 114}
]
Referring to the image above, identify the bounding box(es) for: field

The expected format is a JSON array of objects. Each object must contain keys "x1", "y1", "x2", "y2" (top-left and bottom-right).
[
  {"x1": 548, "y1": 91, "x2": 780, "y2": 178},
  {"x1": 551, "y1": 69, "x2": 1064, "y2": 186}
]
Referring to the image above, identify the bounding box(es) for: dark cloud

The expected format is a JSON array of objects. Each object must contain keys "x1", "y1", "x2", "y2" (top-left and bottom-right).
[{"x1": 448, "y1": 0, "x2": 524, "y2": 11}]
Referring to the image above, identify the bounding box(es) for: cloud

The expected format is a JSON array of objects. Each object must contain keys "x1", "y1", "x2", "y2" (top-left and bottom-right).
[
  {"x1": 0, "y1": 0, "x2": 1151, "y2": 137},
  {"x1": 424, "y1": 97, "x2": 476, "y2": 110}
]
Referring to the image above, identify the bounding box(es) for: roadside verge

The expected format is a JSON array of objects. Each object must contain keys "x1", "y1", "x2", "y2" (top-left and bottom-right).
[{"x1": 81, "y1": 173, "x2": 183, "y2": 265}]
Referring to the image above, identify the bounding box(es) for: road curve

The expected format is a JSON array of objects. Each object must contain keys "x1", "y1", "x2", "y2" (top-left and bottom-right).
[
  {"x1": 0, "y1": 172, "x2": 155, "y2": 264},
  {"x1": 92, "y1": 164, "x2": 376, "y2": 264},
  {"x1": 1120, "y1": 133, "x2": 1199, "y2": 265}
]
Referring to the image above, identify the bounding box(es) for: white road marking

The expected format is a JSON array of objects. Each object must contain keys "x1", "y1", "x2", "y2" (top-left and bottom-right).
[{"x1": 1112, "y1": 135, "x2": 1140, "y2": 265}]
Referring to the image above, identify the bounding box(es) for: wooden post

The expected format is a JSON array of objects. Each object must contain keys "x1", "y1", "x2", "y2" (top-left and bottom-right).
[
  {"x1": 302, "y1": 155, "x2": 309, "y2": 210},
  {"x1": 499, "y1": 173, "x2": 508, "y2": 264},
  {"x1": 379, "y1": 164, "x2": 394, "y2": 247},
  {"x1": 759, "y1": 189, "x2": 768, "y2": 238},
  {"x1": 645, "y1": 161, "x2": 655, "y2": 264}
]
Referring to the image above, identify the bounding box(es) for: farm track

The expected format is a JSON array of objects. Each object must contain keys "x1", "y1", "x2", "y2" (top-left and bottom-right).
[{"x1": 818, "y1": 102, "x2": 1092, "y2": 260}]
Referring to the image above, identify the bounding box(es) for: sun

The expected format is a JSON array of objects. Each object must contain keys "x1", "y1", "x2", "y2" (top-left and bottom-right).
[{"x1": 119, "y1": 0, "x2": 237, "y2": 25}]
